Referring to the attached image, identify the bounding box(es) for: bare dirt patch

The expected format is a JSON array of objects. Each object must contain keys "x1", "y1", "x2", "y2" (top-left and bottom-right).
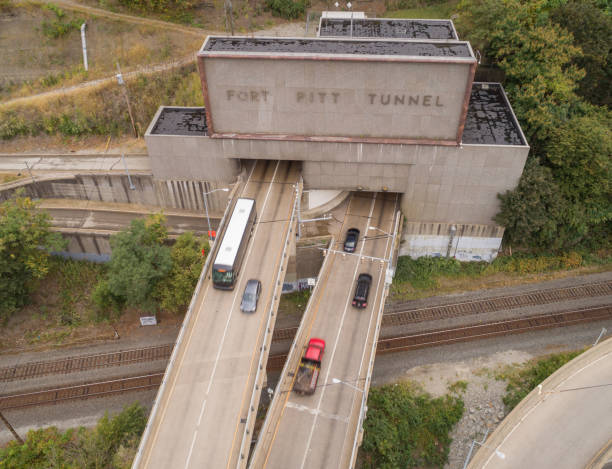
[{"x1": 0, "y1": 2, "x2": 202, "y2": 100}]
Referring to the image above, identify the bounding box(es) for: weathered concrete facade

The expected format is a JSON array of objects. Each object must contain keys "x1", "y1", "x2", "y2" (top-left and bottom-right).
[
  {"x1": 144, "y1": 24, "x2": 529, "y2": 261},
  {"x1": 0, "y1": 173, "x2": 230, "y2": 213},
  {"x1": 200, "y1": 56, "x2": 473, "y2": 142}
]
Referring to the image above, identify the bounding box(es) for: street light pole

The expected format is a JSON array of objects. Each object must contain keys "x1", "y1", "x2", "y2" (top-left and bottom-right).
[
  {"x1": 203, "y1": 187, "x2": 230, "y2": 240},
  {"x1": 332, "y1": 377, "x2": 363, "y2": 393}
]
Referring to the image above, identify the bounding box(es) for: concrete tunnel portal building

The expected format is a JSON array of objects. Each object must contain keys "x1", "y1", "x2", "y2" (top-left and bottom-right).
[{"x1": 144, "y1": 18, "x2": 529, "y2": 261}]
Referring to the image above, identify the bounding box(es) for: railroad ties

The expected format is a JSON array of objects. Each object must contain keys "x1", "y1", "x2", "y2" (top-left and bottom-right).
[{"x1": 1, "y1": 280, "x2": 610, "y2": 410}]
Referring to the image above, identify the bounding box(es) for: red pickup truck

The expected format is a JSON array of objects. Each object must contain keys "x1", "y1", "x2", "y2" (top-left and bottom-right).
[{"x1": 293, "y1": 338, "x2": 326, "y2": 395}]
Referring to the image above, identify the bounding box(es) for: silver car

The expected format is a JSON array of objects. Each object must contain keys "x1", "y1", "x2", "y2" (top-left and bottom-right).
[{"x1": 240, "y1": 279, "x2": 261, "y2": 313}]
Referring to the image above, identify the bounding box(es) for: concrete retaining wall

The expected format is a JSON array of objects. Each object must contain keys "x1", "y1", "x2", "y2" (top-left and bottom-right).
[
  {"x1": 0, "y1": 174, "x2": 231, "y2": 213},
  {"x1": 400, "y1": 222, "x2": 504, "y2": 261}
]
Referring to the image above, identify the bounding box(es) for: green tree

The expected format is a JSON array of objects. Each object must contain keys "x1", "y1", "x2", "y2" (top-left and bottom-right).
[
  {"x1": 155, "y1": 231, "x2": 209, "y2": 314},
  {"x1": 71, "y1": 403, "x2": 146, "y2": 468},
  {"x1": 0, "y1": 403, "x2": 146, "y2": 469},
  {"x1": 0, "y1": 427, "x2": 77, "y2": 469},
  {"x1": 93, "y1": 214, "x2": 172, "y2": 315},
  {"x1": 546, "y1": 111, "x2": 612, "y2": 226},
  {"x1": 0, "y1": 190, "x2": 66, "y2": 322},
  {"x1": 456, "y1": 0, "x2": 584, "y2": 152},
  {"x1": 550, "y1": 0, "x2": 612, "y2": 107},
  {"x1": 361, "y1": 382, "x2": 463, "y2": 468},
  {"x1": 494, "y1": 158, "x2": 572, "y2": 249}
]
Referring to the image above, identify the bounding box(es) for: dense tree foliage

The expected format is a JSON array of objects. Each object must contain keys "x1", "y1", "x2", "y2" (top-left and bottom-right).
[
  {"x1": 550, "y1": 0, "x2": 612, "y2": 107},
  {"x1": 93, "y1": 214, "x2": 172, "y2": 315},
  {"x1": 360, "y1": 382, "x2": 464, "y2": 468},
  {"x1": 154, "y1": 231, "x2": 208, "y2": 314},
  {"x1": 0, "y1": 191, "x2": 66, "y2": 322},
  {"x1": 0, "y1": 403, "x2": 146, "y2": 468},
  {"x1": 456, "y1": 0, "x2": 611, "y2": 251},
  {"x1": 495, "y1": 159, "x2": 572, "y2": 249}
]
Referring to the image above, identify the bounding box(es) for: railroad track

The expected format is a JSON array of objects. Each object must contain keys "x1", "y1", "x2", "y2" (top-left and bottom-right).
[
  {"x1": 2, "y1": 280, "x2": 610, "y2": 383},
  {"x1": 2, "y1": 305, "x2": 610, "y2": 410},
  {"x1": 377, "y1": 305, "x2": 612, "y2": 354},
  {"x1": 0, "y1": 344, "x2": 174, "y2": 382},
  {"x1": 383, "y1": 280, "x2": 612, "y2": 324},
  {"x1": 0, "y1": 373, "x2": 163, "y2": 410},
  {"x1": 272, "y1": 280, "x2": 612, "y2": 342}
]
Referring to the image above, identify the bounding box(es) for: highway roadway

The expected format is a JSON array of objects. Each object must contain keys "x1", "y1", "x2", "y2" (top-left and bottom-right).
[
  {"x1": 40, "y1": 200, "x2": 218, "y2": 235},
  {"x1": 135, "y1": 160, "x2": 299, "y2": 469},
  {"x1": 251, "y1": 191, "x2": 398, "y2": 468},
  {"x1": 467, "y1": 337, "x2": 612, "y2": 469}
]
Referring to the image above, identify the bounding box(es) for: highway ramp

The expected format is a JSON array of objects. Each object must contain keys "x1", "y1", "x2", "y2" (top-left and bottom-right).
[
  {"x1": 251, "y1": 191, "x2": 400, "y2": 469},
  {"x1": 134, "y1": 160, "x2": 300, "y2": 469}
]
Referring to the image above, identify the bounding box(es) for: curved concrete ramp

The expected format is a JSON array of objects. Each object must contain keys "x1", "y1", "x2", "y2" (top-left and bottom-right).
[{"x1": 467, "y1": 337, "x2": 612, "y2": 469}]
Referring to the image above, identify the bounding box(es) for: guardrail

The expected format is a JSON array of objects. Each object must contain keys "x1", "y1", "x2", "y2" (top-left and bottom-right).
[
  {"x1": 248, "y1": 234, "x2": 336, "y2": 468},
  {"x1": 348, "y1": 208, "x2": 401, "y2": 468},
  {"x1": 235, "y1": 179, "x2": 302, "y2": 467},
  {"x1": 131, "y1": 180, "x2": 242, "y2": 469}
]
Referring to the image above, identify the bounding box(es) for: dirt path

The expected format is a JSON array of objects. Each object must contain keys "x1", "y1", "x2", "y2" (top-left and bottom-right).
[
  {"x1": 1, "y1": 2, "x2": 305, "y2": 109},
  {"x1": 42, "y1": 0, "x2": 212, "y2": 36},
  {"x1": 2, "y1": 54, "x2": 196, "y2": 108}
]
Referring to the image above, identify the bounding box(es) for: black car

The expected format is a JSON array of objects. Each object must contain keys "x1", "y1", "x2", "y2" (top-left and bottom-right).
[
  {"x1": 344, "y1": 228, "x2": 360, "y2": 253},
  {"x1": 352, "y1": 273, "x2": 372, "y2": 309},
  {"x1": 240, "y1": 279, "x2": 261, "y2": 313}
]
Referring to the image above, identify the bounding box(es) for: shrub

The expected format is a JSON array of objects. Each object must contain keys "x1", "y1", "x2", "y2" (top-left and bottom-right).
[
  {"x1": 155, "y1": 231, "x2": 208, "y2": 314},
  {"x1": 117, "y1": 0, "x2": 194, "y2": 13},
  {"x1": 0, "y1": 403, "x2": 147, "y2": 468},
  {"x1": 0, "y1": 191, "x2": 66, "y2": 322},
  {"x1": 265, "y1": 0, "x2": 309, "y2": 19},
  {"x1": 42, "y1": 3, "x2": 84, "y2": 39},
  {"x1": 93, "y1": 214, "x2": 172, "y2": 315},
  {"x1": 361, "y1": 381, "x2": 464, "y2": 468},
  {"x1": 501, "y1": 350, "x2": 584, "y2": 410}
]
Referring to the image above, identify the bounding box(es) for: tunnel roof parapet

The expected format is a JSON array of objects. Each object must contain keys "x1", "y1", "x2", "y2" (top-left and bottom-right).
[
  {"x1": 462, "y1": 83, "x2": 527, "y2": 146},
  {"x1": 200, "y1": 36, "x2": 474, "y2": 59},
  {"x1": 318, "y1": 18, "x2": 458, "y2": 40}
]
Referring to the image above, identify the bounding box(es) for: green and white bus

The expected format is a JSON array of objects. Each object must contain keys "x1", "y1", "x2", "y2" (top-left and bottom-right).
[{"x1": 212, "y1": 197, "x2": 257, "y2": 290}]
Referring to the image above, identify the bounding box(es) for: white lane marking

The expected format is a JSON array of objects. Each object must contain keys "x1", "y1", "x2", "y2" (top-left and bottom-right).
[
  {"x1": 197, "y1": 400, "x2": 207, "y2": 426},
  {"x1": 184, "y1": 160, "x2": 281, "y2": 468},
  {"x1": 146, "y1": 160, "x2": 259, "y2": 468},
  {"x1": 286, "y1": 402, "x2": 350, "y2": 424},
  {"x1": 299, "y1": 193, "x2": 378, "y2": 469},
  {"x1": 482, "y1": 350, "x2": 612, "y2": 468},
  {"x1": 243, "y1": 160, "x2": 258, "y2": 192},
  {"x1": 339, "y1": 193, "x2": 398, "y2": 461},
  {"x1": 184, "y1": 431, "x2": 199, "y2": 468}
]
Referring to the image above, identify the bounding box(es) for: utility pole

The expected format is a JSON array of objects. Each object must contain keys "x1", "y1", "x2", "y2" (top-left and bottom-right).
[
  {"x1": 224, "y1": 0, "x2": 235, "y2": 35},
  {"x1": 116, "y1": 62, "x2": 138, "y2": 138},
  {"x1": 80, "y1": 22, "x2": 88, "y2": 71},
  {"x1": 0, "y1": 411, "x2": 24, "y2": 445}
]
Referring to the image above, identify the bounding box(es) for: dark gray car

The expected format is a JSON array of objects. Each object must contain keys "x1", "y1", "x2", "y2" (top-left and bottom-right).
[{"x1": 240, "y1": 279, "x2": 261, "y2": 313}]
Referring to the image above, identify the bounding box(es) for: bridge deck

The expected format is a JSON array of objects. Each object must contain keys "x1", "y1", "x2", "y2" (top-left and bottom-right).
[
  {"x1": 135, "y1": 160, "x2": 299, "y2": 469},
  {"x1": 251, "y1": 191, "x2": 398, "y2": 468}
]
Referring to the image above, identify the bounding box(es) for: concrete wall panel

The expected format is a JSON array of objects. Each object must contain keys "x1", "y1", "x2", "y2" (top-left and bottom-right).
[{"x1": 202, "y1": 57, "x2": 471, "y2": 141}]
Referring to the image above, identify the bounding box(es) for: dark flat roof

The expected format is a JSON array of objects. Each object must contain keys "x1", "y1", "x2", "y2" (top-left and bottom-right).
[
  {"x1": 462, "y1": 83, "x2": 526, "y2": 146},
  {"x1": 151, "y1": 107, "x2": 208, "y2": 136},
  {"x1": 319, "y1": 18, "x2": 457, "y2": 40},
  {"x1": 202, "y1": 37, "x2": 472, "y2": 58}
]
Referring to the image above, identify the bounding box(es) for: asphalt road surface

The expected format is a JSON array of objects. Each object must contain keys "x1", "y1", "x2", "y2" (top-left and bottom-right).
[
  {"x1": 136, "y1": 160, "x2": 299, "y2": 469},
  {"x1": 252, "y1": 191, "x2": 398, "y2": 469}
]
